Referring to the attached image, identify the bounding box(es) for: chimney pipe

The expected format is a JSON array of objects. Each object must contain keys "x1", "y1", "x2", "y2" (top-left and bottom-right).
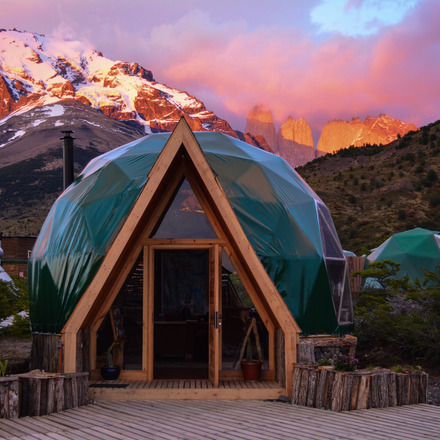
[{"x1": 61, "y1": 130, "x2": 75, "y2": 189}]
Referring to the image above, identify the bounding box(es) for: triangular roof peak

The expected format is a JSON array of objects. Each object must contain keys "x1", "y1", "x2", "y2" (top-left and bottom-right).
[{"x1": 63, "y1": 119, "x2": 300, "y2": 373}]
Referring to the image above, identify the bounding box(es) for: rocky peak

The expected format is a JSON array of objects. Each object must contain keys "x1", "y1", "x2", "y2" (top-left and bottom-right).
[
  {"x1": 245, "y1": 105, "x2": 277, "y2": 151},
  {"x1": 245, "y1": 107, "x2": 316, "y2": 168},
  {"x1": 317, "y1": 115, "x2": 418, "y2": 154},
  {"x1": 278, "y1": 116, "x2": 314, "y2": 147},
  {"x1": 0, "y1": 29, "x2": 236, "y2": 137}
]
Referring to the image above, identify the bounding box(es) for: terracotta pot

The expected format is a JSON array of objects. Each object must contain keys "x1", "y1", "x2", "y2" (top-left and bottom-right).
[
  {"x1": 241, "y1": 360, "x2": 262, "y2": 381},
  {"x1": 100, "y1": 365, "x2": 121, "y2": 381}
]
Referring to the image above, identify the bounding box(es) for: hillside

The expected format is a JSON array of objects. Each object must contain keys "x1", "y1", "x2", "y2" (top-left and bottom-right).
[{"x1": 297, "y1": 121, "x2": 440, "y2": 254}]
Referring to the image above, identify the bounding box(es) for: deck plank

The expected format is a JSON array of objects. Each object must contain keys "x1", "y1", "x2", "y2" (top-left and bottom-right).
[{"x1": 1, "y1": 401, "x2": 439, "y2": 440}]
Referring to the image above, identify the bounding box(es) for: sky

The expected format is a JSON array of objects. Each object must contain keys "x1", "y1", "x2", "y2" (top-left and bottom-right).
[{"x1": 1, "y1": 0, "x2": 439, "y2": 141}]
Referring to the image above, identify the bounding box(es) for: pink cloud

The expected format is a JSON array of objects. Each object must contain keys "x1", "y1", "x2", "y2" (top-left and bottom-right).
[
  {"x1": 1, "y1": 0, "x2": 438, "y2": 137},
  {"x1": 150, "y1": 0, "x2": 439, "y2": 134}
]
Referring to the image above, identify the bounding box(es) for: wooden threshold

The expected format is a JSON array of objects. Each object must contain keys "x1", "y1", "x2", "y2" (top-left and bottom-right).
[{"x1": 89, "y1": 379, "x2": 286, "y2": 401}]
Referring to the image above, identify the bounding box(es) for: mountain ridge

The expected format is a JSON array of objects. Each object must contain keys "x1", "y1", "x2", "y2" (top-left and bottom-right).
[
  {"x1": 0, "y1": 29, "x2": 236, "y2": 137},
  {"x1": 245, "y1": 105, "x2": 418, "y2": 168},
  {"x1": 297, "y1": 121, "x2": 440, "y2": 254}
]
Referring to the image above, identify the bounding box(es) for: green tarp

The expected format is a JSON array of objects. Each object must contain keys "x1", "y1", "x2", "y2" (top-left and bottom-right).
[
  {"x1": 367, "y1": 228, "x2": 440, "y2": 283},
  {"x1": 29, "y1": 131, "x2": 353, "y2": 334}
]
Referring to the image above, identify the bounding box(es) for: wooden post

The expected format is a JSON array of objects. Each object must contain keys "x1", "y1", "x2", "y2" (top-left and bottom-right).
[
  {"x1": 63, "y1": 331, "x2": 77, "y2": 373},
  {"x1": 331, "y1": 372, "x2": 344, "y2": 412},
  {"x1": 341, "y1": 374, "x2": 353, "y2": 411},
  {"x1": 315, "y1": 368, "x2": 328, "y2": 409},
  {"x1": 0, "y1": 377, "x2": 19, "y2": 419},
  {"x1": 306, "y1": 369, "x2": 318, "y2": 407},
  {"x1": 387, "y1": 372, "x2": 397, "y2": 407},
  {"x1": 419, "y1": 372, "x2": 428, "y2": 403}
]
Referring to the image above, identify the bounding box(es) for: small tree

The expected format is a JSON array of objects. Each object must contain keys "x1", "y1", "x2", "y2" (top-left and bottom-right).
[{"x1": 353, "y1": 261, "x2": 440, "y2": 369}]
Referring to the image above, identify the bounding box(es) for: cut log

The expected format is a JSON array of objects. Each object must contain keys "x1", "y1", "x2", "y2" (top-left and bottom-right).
[
  {"x1": 341, "y1": 373, "x2": 353, "y2": 411},
  {"x1": 331, "y1": 372, "x2": 344, "y2": 412},
  {"x1": 290, "y1": 366, "x2": 428, "y2": 412},
  {"x1": 306, "y1": 369, "x2": 318, "y2": 407},
  {"x1": 356, "y1": 374, "x2": 370, "y2": 410},
  {"x1": 315, "y1": 368, "x2": 328, "y2": 409},
  {"x1": 0, "y1": 377, "x2": 19, "y2": 419}
]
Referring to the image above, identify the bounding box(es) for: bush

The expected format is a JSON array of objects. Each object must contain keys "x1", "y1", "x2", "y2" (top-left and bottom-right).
[
  {"x1": 353, "y1": 261, "x2": 440, "y2": 369},
  {"x1": 0, "y1": 277, "x2": 29, "y2": 320},
  {"x1": 428, "y1": 190, "x2": 440, "y2": 208},
  {"x1": 427, "y1": 169, "x2": 437, "y2": 182},
  {"x1": 397, "y1": 209, "x2": 407, "y2": 220},
  {"x1": 9, "y1": 313, "x2": 31, "y2": 338}
]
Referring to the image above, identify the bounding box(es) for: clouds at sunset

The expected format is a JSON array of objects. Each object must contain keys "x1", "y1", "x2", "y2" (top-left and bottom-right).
[{"x1": 0, "y1": 0, "x2": 439, "y2": 137}]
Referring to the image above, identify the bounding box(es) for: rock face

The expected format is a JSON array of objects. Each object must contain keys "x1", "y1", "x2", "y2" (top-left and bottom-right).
[
  {"x1": 0, "y1": 29, "x2": 237, "y2": 138},
  {"x1": 279, "y1": 116, "x2": 314, "y2": 147},
  {"x1": 245, "y1": 105, "x2": 278, "y2": 151},
  {"x1": 245, "y1": 107, "x2": 315, "y2": 168},
  {"x1": 317, "y1": 115, "x2": 418, "y2": 154},
  {"x1": 277, "y1": 117, "x2": 315, "y2": 167}
]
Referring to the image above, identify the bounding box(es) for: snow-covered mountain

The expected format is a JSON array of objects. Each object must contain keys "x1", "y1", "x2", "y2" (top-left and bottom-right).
[{"x1": 0, "y1": 29, "x2": 235, "y2": 136}]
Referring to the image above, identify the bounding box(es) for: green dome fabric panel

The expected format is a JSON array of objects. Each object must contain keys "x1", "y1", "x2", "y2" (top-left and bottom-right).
[
  {"x1": 367, "y1": 228, "x2": 440, "y2": 283},
  {"x1": 29, "y1": 132, "x2": 352, "y2": 334}
]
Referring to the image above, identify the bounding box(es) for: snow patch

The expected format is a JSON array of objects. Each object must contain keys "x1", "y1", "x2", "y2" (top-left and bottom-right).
[
  {"x1": 47, "y1": 104, "x2": 65, "y2": 117},
  {"x1": 78, "y1": 118, "x2": 103, "y2": 128},
  {"x1": 0, "y1": 265, "x2": 12, "y2": 282},
  {"x1": 0, "y1": 311, "x2": 28, "y2": 329},
  {"x1": 8, "y1": 129, "x2": 26, "y2": 142},
  {"x1": 32, "y1": 119, "x2": 45, "y2": 127}
]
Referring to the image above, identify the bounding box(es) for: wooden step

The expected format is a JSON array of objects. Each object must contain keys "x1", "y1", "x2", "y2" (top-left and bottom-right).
[{"x1": 89, "y1": 379, "x2": 286, "y2": 401}]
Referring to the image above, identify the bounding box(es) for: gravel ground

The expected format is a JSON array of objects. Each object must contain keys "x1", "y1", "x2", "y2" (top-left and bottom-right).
[{"x1": 1, "y1": 336, "x2": 439, "y2": 405}]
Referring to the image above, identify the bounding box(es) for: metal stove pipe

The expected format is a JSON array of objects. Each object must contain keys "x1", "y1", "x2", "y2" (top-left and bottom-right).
[{"x1": 61, "y1": 130, "x2": 75, "y2": 189}]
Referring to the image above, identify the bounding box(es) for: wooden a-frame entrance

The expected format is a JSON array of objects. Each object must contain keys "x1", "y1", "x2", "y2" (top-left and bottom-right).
[{"x1": 62, "y1": 118, "x2": 301, "y2": 393}]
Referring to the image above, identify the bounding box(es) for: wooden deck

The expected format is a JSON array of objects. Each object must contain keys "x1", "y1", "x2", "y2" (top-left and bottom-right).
[
  {"x1": 1, "y1": 400, "x2": 439, "y2": 439},
  {"x1": 89, "y1": 378, "x2": 286, "y2": 400}
]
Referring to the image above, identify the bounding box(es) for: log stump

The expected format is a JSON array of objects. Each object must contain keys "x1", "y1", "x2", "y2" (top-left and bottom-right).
[
  {"x1": 291, "y1": 364, "x2": 428, "y2": 412},
  {"x1": 0, "y1": 377, "x2": 20, "y2": 418},
  {"x1": 18, "y1": 371, "x2": 89, "y2": 417}
]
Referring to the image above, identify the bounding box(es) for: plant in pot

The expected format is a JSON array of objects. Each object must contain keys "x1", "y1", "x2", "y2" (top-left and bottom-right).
[
  {"x1": 241, "y1": 337, "x2": 262, "y2": 381},
  {"x1": 100, "y1": 342, "x2": 121, "y2": 381}
]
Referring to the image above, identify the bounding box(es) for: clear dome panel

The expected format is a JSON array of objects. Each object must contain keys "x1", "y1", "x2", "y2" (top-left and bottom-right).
[
  {"x1": 324, "y1": 257, "x2": 352, "y2": 324},
  {"x1": 152, "y1": 178, "x2": 217, "y2": 239},
  {"x1": 317, "y1": 202, "x2": 344, "y2": 259},
  {"x1": 339, "y1": 269, "x2": 353, "y2": 324}
]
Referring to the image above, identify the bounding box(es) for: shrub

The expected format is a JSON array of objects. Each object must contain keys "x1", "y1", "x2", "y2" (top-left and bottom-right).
[
  {"x1": 348, "y1": 194, "x2": 357, "y2": 204},
  {"x1": 427, "y1": 169, "x2": 437, "y2": 182},
  {"x1": 428, "y1": 191, "x2": 440, "y2": 208},
  {"x1": 0, "y1": 277, "x2": 29, "y2": 320},
  {"x1": 9, "y1": 313, "x2": 31, "y2": 338},
  {"x1": 353, "y1": 261, "x2": 440, "y2": 369},
  {"x1": 0, "y1": 356, "x2": 8, "y2": 377},
  {"x1": 397, "y1": 209, "x2": 407, "y2": 220}
]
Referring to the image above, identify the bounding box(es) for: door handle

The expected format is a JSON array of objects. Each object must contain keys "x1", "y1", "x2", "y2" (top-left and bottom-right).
[{"x1": 212, "y1": 312, "x2": 222, "y2": 328}]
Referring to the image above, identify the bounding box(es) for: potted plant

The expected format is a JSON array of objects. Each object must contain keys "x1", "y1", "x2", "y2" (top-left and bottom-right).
[
  {"x1": 100, "y1": 342, "x2": 121, "y2": 380},
  {"x1": 240, "y1": 337, "x2": 262, "y2": 381}
]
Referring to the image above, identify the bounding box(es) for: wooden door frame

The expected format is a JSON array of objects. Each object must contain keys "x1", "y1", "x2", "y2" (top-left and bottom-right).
[
  {"x1": 145, "y1": 241, "x2": 222, "y2": 382},
  {"x1": 88, "y1": 239, "x2": 278, "y2": 382}
]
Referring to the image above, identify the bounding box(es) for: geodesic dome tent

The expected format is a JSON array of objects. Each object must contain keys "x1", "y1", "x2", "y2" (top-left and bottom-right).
[
  {"x1": 367, "y1": 228, "x2": 440, "y2": 283},
  {"x1": 29, "y1": 124, "x2": 353, "y2": 337}
]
